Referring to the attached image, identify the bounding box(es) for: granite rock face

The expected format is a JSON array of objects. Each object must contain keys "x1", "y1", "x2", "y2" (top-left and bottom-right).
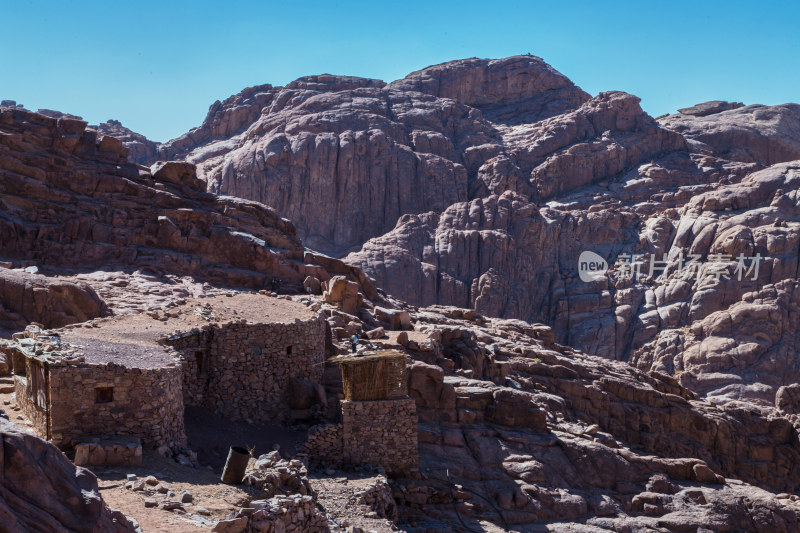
[
  {"x1": 94, "y1": 119, "x2": 159, "y2": 165},
  {"x1": 0, "y1": 417, "x2": 138, "y2": 532},
  {"x1": 388, "y1": 55, "x2": 592, "y2": 124},
  {"x1": 387, "y1": 307, "x2": 800, "y2": 531}
]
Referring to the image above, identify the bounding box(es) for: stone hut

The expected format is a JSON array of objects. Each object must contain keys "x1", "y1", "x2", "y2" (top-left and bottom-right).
[
  {"x1": 3, "y1": 294, "x2": 326, "y2": 457},
  {"x1": 302, "y1": 350, "x2": 419, "y2": 476}
]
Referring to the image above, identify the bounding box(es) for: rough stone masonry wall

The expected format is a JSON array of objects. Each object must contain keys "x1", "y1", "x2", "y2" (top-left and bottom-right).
[
  {"x1": 14, "y1": 372, "x2": 47, "y2": 438},
  {"x1": 297, "y1": 423, "x2": 344, "y2": 467},
  {"x1": 341, "y1": 398, "x2": 419, "y2": 476},
  {"x1": 222, "y1": 494, "x2": 329, "y2": 532},
  {"x1": 164, "y1": 328, "x2": 211, "y2": 406},
  {"x1": 47, "y1": 362, "x2": 185, "y2": 449},
  {"x1": 194, "y1": 317, "x2": 326, "y2": 422}
]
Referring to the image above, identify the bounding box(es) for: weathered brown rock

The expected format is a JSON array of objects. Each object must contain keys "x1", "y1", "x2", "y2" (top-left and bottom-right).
[
  {"x1": 0, "y1": 268, "x2": 108, "y2": 330},
  {"x1": 388, "y1": 55, "x2": 591, "y2": 124},
  {"x1": 0, "y1": 417, "x2": 138, "y2": 532},
  {"x1": 659, "y1": 103, "x2": 800, "y2": 165},
  {"x1": 94, "y1": 119, "x2": 158, "y2": 165},
  {"x1": 390, "y1": 308, "x2": 800, "y2": 530},
  {"x1": 0, "y1": 105, "x2": 373, "y2": 294},
  {"x1": 322, "y1": 276, "x2": 361, "y2": 314}
]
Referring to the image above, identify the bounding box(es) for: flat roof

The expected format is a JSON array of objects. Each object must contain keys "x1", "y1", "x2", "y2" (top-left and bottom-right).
[{"x1": 58, "y1": 293, "x2": 317, "y2": 368}]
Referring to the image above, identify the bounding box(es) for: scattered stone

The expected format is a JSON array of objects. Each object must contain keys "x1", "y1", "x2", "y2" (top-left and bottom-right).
[
  {"x1": 160, "y1": 501, "x2": 183, "y2": 511},
  {"x1": 211, "y1": 516, "x2": 248, "y2": 533},
  {"x1": 365, "y1": 327, "x2": 385, "y2": 340}
]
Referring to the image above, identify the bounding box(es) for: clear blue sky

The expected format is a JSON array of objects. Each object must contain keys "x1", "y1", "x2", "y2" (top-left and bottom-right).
[{"x1": 2, "y1": 0, "x2": 798, "y2": 142}]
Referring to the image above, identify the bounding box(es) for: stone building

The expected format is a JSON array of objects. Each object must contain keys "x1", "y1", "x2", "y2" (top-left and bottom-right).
[
  {"x1": 301, "y1": 350, "x2": 419, "y2": 476},
  {"x1": 3, "y1": 294, "x2": 326, "y2": 454}
]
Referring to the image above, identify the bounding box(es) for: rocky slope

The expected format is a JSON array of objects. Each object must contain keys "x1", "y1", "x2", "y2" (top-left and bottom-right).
[
  {"x1": 0, "y1": 105, "x2": 370, "y2": 293},
  {"x1": 93, "y1": 119, "x2": 159, "y2": 164},
  {"x1": 390, "y1": 306, "x2": 800, "y2": 531}
]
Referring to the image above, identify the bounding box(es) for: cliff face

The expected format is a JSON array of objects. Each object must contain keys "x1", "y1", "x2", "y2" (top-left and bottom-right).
[{"x1": 87, "y1": 58, "x2": 800, "y2": 409}]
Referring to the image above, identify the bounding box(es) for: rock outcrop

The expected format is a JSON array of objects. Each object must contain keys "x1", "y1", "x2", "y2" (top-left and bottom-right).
[
  {"x1": 0, "y1": 418, "x2": 138, "y2": 532},
  {"x1": 93, "y1": 120, "x2": 159, "y2": 165},
  {"x1": 76, "y1": 57, "x2": 800, "y2": 415},
  {"x1": 388, "y1": 55, "x2": 591, "y2": 124},
  {"x1": 0, "y1": 268, "x2": 109, "y2": 331},
  {"x1": 658, "y1": 102, "x2": 800, "y2": 165},
  {"x1": 0, "y1": 105, "x2": 357, "y2": 291},
  {"x1": 358, "y1": 304, "x2": 800, "y2": 531}
]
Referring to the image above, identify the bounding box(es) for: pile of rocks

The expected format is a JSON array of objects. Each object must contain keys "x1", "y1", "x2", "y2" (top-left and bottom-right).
[
  {"x1": 354, "y1": 475, "x2": 397, "y2": 521},
  {"x1": 214, "y1": 494, "x2": 327, "y2": 533},
  {"x1": 213, "y1": 453, "x2": 331, "y2": 533},
  {"x1": 125, "y1": 474, "x2": 202, "y2": 514},
  {"x1": 2, "y1": 324, "x2": 86, "y2": 365},
  {"x1": 242, "y1": 451, "x2": 315, "y2": 497}
]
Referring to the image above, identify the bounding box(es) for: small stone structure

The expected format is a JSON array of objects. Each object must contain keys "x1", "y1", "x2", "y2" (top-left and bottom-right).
[
  {"x1": 8, "y1": 329, "x2": 185, "y2": 449},
  {"x1": 2, "y1": 294, "x2": 326, "y2": 458},
  {"x1": 301, "y1": 350, "x2": 419, "y2": 476},
  {"x1": 355, "y1": 474, "x2": 398, "y2": 521},
  {"x1": 217, "y1": 494, "x2": 328, "y2": 533},
  {"x1": 74, "y1": 436, "x2": 143, "y2": 467},
  {"x1": 341, "y1": 397, "x2": 418, "y2": 475}
]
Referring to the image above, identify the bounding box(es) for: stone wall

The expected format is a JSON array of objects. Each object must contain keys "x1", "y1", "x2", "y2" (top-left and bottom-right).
[
  {"x1": 13, "y1": 370, "x2": 47, "y2": 438},
  {"x1": 297, "y1": 423, "x2": 344, "y2": 467},
  {"x1": 167, "y1": 317, "x2": 326, "y2": 422},
  {"x1": 341, "y1": 398, "x2": 419, "y2": 476},
  {"x1": 218, "y1": 494, "x2": 328, "y2": 532},
  {"x1": 74, "y1": 436, "x2": 143, "y2": 467},
  {"x1": 355, "y1": 474, "x2": 398, "y2": 521},
  {"x1": 163, "y1": 328, "x2": 211, "y2": 406},
  {"x1": 47, "y1": 362, "x2": 185, "y2": 449}
]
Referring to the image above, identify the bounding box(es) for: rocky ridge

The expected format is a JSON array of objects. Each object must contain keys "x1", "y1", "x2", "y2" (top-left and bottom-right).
[{"x1": 0, "y1": 105, "x2": 374, "y2": 295}]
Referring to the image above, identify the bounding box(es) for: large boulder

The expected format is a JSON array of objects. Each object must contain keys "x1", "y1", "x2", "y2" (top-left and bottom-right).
[
  {"x1": 0, "y1": 268, "x2": 109, "y2": 330},
  {"x1": 407, "y1": 361, "x2": 456, "y2": 410},
  {"x1": 0, "y1": 418, "x2": 138, "y2": 532},
  {"x1": 321, "y1": 276, "x2": 361, "y2": 315}
]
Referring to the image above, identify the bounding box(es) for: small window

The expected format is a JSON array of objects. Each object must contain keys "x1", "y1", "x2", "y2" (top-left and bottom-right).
[
  {"x1": 95, "y1": 387, "x2": 114, "y2": 404},
  {"x1": 286, "y1": 346, "x2": 292, "y2": 356}
]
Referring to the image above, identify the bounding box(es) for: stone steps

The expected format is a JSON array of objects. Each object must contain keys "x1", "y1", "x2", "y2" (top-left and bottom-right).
[{"x1": 0, "y1": 376, "x2": 15, "y2": 394}]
